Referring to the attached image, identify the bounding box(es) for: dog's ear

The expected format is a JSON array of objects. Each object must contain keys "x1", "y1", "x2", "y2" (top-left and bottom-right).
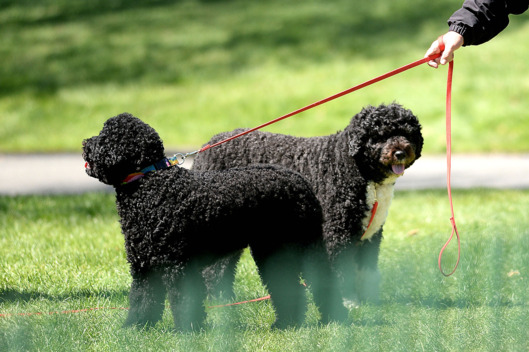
[
  {"x1": 347, "y1": 104, "x2": 375, "y2": 158},
  {"x1": 347, "y1": 115, "x2": 368, "y2": 159}
]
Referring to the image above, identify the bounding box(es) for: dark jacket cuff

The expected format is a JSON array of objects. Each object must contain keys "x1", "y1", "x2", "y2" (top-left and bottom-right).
[{"x1": 448, "y1": 23, "x2": 471, "y2": 46}]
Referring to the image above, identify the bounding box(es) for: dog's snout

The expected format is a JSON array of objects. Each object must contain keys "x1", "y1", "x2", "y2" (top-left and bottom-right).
[{"x1": 394, "y1": 150, "x2": 406, "y2": 161}]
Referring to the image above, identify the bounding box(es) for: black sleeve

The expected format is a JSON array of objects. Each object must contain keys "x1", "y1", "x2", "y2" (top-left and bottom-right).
[{"x1": 447, "y1": 0, "x2": 529, "y2": 46}]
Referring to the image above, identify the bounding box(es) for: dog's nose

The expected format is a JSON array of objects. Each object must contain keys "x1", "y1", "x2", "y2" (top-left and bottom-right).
[{"x1": 394, "y1": 151, "x2": 406, "y2": 160}]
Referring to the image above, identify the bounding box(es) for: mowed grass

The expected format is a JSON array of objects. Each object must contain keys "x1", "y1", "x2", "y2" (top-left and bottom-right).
[
  {"x1": 1, "y1": 190, "x2": 529, "y2": 351},
  {"x1": 1, "y1": 0, "x2": 529, "y2": 153}
]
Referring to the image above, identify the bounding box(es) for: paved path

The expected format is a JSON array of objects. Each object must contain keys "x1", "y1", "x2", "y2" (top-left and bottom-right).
[{"x1": 1, "y1": 153, "x2": 528, "y2": 195}]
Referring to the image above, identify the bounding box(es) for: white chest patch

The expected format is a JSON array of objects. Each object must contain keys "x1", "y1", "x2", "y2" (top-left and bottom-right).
[{"x1": 361, "y1": 175, "x2": 399, "y2": 241}]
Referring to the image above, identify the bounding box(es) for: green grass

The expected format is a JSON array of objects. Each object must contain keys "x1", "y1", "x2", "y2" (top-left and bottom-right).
[
  {"x1": 1, "y1": 0, "x2": 529, "y2": 153},
  {"x1": 1, "y1": 190, "x2": 529, "y2": 351}
]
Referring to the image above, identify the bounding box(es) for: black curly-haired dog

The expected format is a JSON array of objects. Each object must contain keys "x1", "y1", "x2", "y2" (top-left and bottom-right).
[
  {"x1": 82, "y1": 113, "x2": 347, "y2": 331},
  {"x1": 193, "y1": 103, "x2": 423, "y2": 308}
]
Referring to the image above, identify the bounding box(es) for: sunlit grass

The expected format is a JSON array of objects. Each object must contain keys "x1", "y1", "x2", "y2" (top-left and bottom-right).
[{"x1": 1, "y1": 190, "x2": 529, "y2": 350}]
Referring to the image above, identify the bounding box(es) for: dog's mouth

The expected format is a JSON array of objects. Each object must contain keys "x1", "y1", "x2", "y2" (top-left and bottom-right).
[
  {"x1": 83, "y1": 159, "x2": 95, "y2": 178},
  {"x1": 82, "y1": 139, "x2": 95, "y2": 177},
  {"x1": 391, "y1": 164, "x2": 406, "y2": 175}
]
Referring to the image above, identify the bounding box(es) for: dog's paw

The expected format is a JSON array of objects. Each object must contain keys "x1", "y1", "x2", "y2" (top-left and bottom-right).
[{"x1": 342, "y1": 297, "x2": 361, "y2": 310}]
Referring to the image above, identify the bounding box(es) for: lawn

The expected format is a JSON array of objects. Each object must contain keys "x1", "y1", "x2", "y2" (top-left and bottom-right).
[
  {"x1": 1, "y1": 0, "x2": 529, "y2": 153},
  {"x1": 2, "y1": 0, "x2": 529, "y2": 351},
  {"x1": 1, "y1": 190, "x2": 529, "y2": 351}
]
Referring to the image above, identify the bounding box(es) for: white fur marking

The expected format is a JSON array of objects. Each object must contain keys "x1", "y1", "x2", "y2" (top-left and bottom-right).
[{"x1": 361, "y1": 175, "x2": 399, "y2": 241}]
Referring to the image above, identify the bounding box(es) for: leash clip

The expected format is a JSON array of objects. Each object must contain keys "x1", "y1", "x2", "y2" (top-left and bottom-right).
[{"x1": 172, "y1": 150, "x2": 199, "y2": 165}]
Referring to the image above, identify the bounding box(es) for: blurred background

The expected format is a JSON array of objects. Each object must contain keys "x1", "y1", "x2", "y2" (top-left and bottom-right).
[{"x1": 1, "y1": 0, "x2": 528, "y2": 154}]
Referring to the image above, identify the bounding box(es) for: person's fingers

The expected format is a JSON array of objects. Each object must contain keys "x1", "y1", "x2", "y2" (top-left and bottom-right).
[
  {"x1": 427, "y1": 32, "x2": 463, "y2": 68},
  {"x1": 425, "y1": 40, "x2": 441, "y2": 58},
  {"x1": 425, "y1": 39, "x2": 442, "y2": 68},
  {"x1": 428, "y1": 60, "x2": 439, "y2": 68},
  {"x1": 440, "y1": 50, "x2": 454, "y2": 65},
  {"x1": 439, "y1": 31, "x2": 464, "y2": 65}
]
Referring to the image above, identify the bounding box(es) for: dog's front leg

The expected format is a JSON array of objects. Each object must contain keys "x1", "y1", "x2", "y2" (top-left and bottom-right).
[
  {"x1": 124, "y1": 270, "x2": 166, "y2": 328},
  {"x1": 335, "y1": 230, "x2": 382, "y2": 309},
  {"x1": 355, "y1": 229, "x2": 382, "y2": 304}
]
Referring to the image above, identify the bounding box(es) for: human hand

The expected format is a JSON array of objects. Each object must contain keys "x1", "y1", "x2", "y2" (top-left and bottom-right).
[{"x1": 425, "y1": 31, "x2": 464, "y2": 68}]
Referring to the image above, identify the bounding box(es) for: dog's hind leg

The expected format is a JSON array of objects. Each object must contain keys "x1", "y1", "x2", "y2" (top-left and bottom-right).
[
  {"x1": 252, "y1": 246, "x2": 306, "y2": 329},
  {"x1": 124, "y1": 270, "x2": 166, "y2": 328},
  {"x1": 164, "y1": 264, "x2": 207, "y2": 332},
  {"x1": 203, "y1": 251, "x2": 241, "y2": 301}
]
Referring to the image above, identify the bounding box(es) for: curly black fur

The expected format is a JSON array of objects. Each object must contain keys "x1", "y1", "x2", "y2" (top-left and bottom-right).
[
  {"x1": 82, "y1": 113, "x2": 347, "y2": 331},
  {"x1": 193, "y1": 103, "x2": 423, "y2": 307}
]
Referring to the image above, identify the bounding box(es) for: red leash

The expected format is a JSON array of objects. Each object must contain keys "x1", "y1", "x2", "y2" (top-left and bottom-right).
[
  {"x1": 207, "y1": 295, "x2": 271, "y2": 309},
  {"x1": 197, "y1": 54, "x2": 442, "y2": 154},
  {"x1": 438, "y1": 60, "x2": 460, "y2": 277},
  {"x1": 434, "y1": 35, "x2": 460, "y2": 277}
]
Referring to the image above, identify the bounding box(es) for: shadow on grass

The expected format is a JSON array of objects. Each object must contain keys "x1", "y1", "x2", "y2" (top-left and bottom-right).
[
  {"x1": 1, "y1": 0, "x2": 453, "y2": 96},
  {"x1": 1, "y1": 0, "x2": 177, "y2": 24},
  {"x1": 386, "y1": 295, "x2": 526, "y2": 310},
  {"x1": 0, "y1": 288, "x2": 129, "y2": 306}
]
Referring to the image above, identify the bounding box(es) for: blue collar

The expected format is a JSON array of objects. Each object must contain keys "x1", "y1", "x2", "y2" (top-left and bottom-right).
[{"x1": 121, "y1": 156, "x2": 179, "y2": 185}]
